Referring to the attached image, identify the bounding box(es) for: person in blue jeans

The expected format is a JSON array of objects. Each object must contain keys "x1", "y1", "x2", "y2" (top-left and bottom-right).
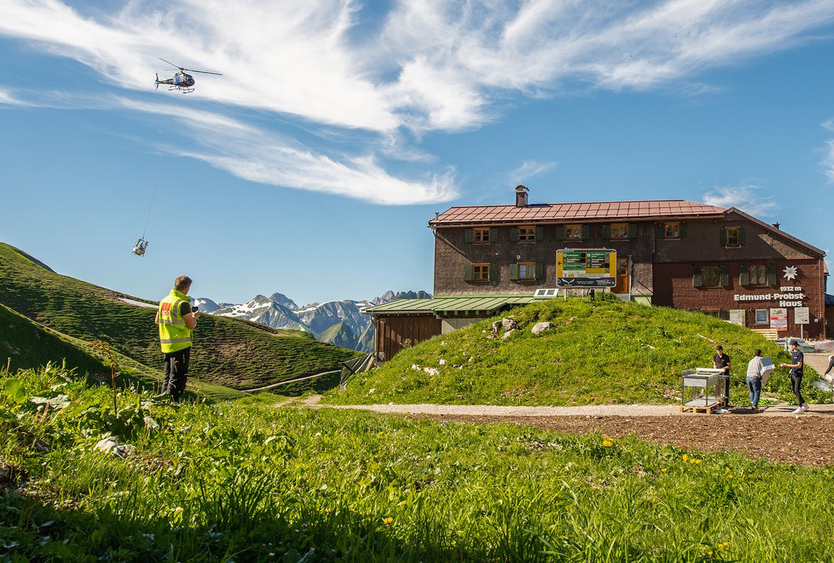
[
  {"x1": 780, "y1": 340, "x2": 807, "y2": 414},
  {"x1": 746, "y1": 349, "x2": 765, "y2": 413}
]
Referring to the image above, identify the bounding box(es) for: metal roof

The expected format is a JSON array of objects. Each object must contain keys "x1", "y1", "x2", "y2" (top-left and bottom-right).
[
  {"x1": 363, "y1": 295, "x2": 537, "y2": 316},
  {"x1": 429, "y1": 199, "x2": 725, "y2": 226}
]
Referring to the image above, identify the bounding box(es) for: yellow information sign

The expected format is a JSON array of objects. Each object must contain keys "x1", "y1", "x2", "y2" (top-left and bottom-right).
[{"x1": 556, "y1": 249, "x2": 616, "y2": 287}]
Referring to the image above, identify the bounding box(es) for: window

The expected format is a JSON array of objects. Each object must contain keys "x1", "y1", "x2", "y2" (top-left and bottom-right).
[
  {"x1": 720, "y1": 226, "x2": 745, "y2": 248},
  {"x1": 693, "y1": 264, "x2": 728, "y2": 287},
  {"x1": 472, "y1": 263, "x2": 490, "y2": 281},
  {"x1": 610, "y1": 223, "x2": 629, "y2": 240},
  {"x1": 565, "y1": 224, "x2": 583, "y2": 240},
  {"x1": 518, "y1": 262, "x2": 536, "y2": 280},
  {"x1": 518, "y1": 226, "x2": 536, "y2": 241},
  {"x1": 702, "y1": 266, "x2": 721, "y2": 287},
  {"x1": 663, "y1": 222, "x2": 681, "y2": 239},
  {"x1": 725, "y1": 227, "x2": 740, "y2": 247},
  {"x1": 740, "y1": 264, "x2": 775, "y2": 286},
  {"x1": 755, "y1": 309, "x2": 769, "y2": 324},
  {"x1": 748, "y1": 264, "x2": 767, "y2": 286},
  {"x1": 465, "y1": 227, "x2": 497, "y2": 243}
]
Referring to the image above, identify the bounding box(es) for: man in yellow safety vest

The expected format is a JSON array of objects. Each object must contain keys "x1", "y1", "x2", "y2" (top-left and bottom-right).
[{"x1": 155, "y1": 275, "x2": 200, "y2": 401}]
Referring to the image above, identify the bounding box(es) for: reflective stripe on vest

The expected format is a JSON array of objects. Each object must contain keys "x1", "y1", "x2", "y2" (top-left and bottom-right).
[{"x1": 158, "y1": 290, "x2": 192, "y2": 353}]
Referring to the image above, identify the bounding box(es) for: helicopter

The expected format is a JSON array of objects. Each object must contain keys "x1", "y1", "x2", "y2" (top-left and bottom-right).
[{"x1": 155, "y1": 58, "x2": 222, "y2": 93}]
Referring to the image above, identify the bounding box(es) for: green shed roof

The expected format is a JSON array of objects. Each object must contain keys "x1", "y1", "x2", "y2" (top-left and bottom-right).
[{"x1": 363, "y1": 295, "x2": 537, "y2": 316}]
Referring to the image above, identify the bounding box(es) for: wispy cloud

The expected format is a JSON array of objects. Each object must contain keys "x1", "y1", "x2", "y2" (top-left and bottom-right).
[
  {"x1": 2, "y1": 0, "x2": 834, "y2": 203},
  {"x1": 115, "y1": 98, "x2": 458, "y2": 205},
  {"x1": 702, "y1": 183, "x2": 777, "y2": 217},
  {"x1": 0, "y1": 87, "x2": 26, "y2": 106},
  {"x1": 510, "y1": 160, "x2": 558, "y2": 184}
]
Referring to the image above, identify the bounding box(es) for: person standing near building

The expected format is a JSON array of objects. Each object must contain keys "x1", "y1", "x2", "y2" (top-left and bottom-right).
[
  {"x1": 155, "y1": 275, "x2": 200, "y2": 402},
  {"x1": 746, "y1": 349, "x2": 765, "y2": 413},
  {"x1": 780, "y1": 340, "x2": 807, "y2": 414},
  {"x1": 713, "y1": 345, "x2": 731, "y2": 407}
]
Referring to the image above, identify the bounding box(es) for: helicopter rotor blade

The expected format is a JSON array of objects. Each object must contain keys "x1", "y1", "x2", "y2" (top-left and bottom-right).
[
  {"x1": 182, "y1": 68, "x2": 223, "y2": 76},
  {"x1": 159, "y1": 57, "x2": 185, "y2": 71}
]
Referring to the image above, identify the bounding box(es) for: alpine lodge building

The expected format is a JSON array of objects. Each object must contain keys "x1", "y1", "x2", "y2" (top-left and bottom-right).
[{"x1": 365, "y1": 186, "x2": 828, "y2": 361}]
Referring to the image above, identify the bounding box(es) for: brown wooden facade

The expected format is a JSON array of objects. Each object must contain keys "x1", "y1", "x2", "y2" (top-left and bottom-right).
[{"x1": 429, "y1": 190, "x2": 828, "y2": 340}]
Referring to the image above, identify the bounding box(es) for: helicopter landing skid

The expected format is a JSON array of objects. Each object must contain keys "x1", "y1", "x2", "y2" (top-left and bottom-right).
[{"x1": 168, "y1": 86, "x2": 195, "y2": 94}]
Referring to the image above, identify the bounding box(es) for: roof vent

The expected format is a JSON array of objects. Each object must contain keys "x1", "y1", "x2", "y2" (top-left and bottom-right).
[{"x1": 515, "y1": 184, "x2": 529, "y2": 207}]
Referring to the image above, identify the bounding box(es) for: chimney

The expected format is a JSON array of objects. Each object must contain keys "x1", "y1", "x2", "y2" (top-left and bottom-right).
[{"x1": 515, "y1": 184, "x2": 529, "y2": 207}]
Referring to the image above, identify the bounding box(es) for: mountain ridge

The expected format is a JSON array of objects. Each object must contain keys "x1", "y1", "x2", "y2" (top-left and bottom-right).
[{"x1": 192, "y1": 290, "x2": 431, "y2": 352}]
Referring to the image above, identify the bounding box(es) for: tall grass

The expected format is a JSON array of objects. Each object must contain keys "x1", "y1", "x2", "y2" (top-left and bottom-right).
[{"x1": 2, "y1": 364, "x2": 833, "y2": 561}]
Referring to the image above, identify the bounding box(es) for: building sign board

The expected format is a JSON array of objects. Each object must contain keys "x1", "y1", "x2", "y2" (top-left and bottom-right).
[
  {"x1": 770, "y1": 308, "x2": 788, "y2": 331},
  {"x1": 794, "y1": 306, "x2": 810, "y2": 325},
  {"x1": 729, "y1": 309, "x2": 745, "y2": 326},
  {"x1": 556, "y1": 249, "x2": 616, "y2": 287}
]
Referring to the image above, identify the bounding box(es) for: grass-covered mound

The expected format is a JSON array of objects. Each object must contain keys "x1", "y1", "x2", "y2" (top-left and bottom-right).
[
  {"x1": 0, "y1": 242, "x2": 359, "y2": 391},
  {"x1": 330, "y1": 296, "x2": 824, "y2": 406},
  {"x1": 2, "y1": 364, "x2": 834, "y2": 561}
]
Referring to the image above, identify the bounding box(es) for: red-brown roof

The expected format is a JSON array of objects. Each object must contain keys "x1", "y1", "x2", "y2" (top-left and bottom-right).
[{"x1": 429, "y1": 199, "x2": 725, "y2": 226}]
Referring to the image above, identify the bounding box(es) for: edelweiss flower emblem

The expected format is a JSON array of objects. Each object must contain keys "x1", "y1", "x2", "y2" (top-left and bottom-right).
[{"x1": 782, "y1": 265, "x2": 798, "y2": 281}]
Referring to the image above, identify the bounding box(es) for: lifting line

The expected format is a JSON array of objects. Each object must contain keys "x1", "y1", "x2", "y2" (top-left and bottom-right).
[{"x1": 134, "y1": 94, "x2": 181, "y2": 256}]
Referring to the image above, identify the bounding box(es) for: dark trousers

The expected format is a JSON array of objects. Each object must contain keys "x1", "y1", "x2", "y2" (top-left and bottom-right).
[
  {"x1": 163, "y1": 347, "x2": 191, "y2": 402},
  {"x1": 790, "y1": 372, "x2": 804, "y2": 406}
]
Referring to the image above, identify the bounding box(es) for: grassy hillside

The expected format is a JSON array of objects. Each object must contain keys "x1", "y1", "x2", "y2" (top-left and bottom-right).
[
  {"x1": 0, "y1": 242, "x2": 358, "y2": 391},
  {"x1": 3, "y1": 365, "x2": 834, "y2": 561},
  {"x1": 330, "y1": 296, "x2": 826, "y2": 406}
]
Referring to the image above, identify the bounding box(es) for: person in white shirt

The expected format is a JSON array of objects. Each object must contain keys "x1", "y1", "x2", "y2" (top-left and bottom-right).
[{"x1": 746, "y1": 349, "x2": 765, "y2": 413}]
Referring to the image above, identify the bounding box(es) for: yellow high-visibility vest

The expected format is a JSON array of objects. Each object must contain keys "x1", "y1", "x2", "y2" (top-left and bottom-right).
[{"x1": 157, "y1": 289, "x2": 192, "y2": 353}]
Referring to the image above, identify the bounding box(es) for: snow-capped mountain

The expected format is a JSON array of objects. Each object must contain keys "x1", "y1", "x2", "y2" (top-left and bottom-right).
[{"x1": 193, "y1": 290, "x2": 431, "y2": 351}]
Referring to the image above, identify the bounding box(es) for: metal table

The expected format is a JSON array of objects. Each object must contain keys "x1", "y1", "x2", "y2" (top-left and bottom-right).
[{"x1": 681, "y1": 368, "x2": 722, "y2": 413}]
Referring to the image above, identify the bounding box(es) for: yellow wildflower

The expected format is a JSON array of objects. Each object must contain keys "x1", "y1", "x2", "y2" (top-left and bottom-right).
[{"x1": 383, "y1": 517, "x2": 393, "y2": 525}]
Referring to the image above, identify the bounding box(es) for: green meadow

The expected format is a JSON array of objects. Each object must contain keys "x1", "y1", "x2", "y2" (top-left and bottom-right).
[{"x1": 2, "y1": 364, "x2": 833, "y2": 562}]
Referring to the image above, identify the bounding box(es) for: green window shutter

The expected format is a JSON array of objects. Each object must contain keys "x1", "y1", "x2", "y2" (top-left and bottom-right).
[
  {"x1": 536, "y1": 226, "x2": 544, "y2": 241},
  {"x1": 464, "y1": 228, "x2": 473, "y2": 243},
  {"x1": 719, "y1": 227, "x2": 727, "y2": 246},
  {"x1": 489, "y1": 228, "x2": 498, "y2": 243},
  {"x1": 464, "y1": 265, "x2": 472, "y2": 281},
  {"x1": 536, "y1": 262, "x2": 544, "y2": 280},
  {"x1": 509, "y1": 227, "x2": 518, "y2": 242},
  {"x1": 657, "y1": 223, "x2": 665, "y2": 239},
  {"x1": 509, "y1": 264, "x2": 518, "y2": 280},
  {"x1": 693, "y1": 265, "x2": 703, "y2": 287},
  {"x1": 740, "y1": 264, "x2": 749, "y2": 286},
  {"x1": 581, "y1": 224, "x2": 590, "y2": 240},
  {"x1": 739, "y1": 227, "x2": 746, "y2": 245},
  {"x1": 767, "y1": 264, "x2": 777, "y2": 286},
  {"x1": 720, "y1": 264, "x2": 729, "y2": 287},
  {"x1": 489, "y1": 263, "x2": 498, "y2": 281},
  {"x1": 680, "y1": 223, "x2": 688, "y2": 238},
  {"x1": 602, "y1": 224, "x2": 610, "y2": 240},
  {"x1": 554, "y1": 225, "x2": 564, "y2": 240},
  {"x1": 628, "y1": 223, "x2": 637, "y2": 239}
]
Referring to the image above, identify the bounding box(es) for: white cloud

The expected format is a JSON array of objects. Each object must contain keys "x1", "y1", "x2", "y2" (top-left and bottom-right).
[
  {"x1": 3, "y1": 0, "x2": 834, "y2": 203},
  {"x1": 822, "y1": 139, "x2": 834, "y2": 182},
  {"x1": 510, "y1": 160, "x2": 558, "y2": 184},
  {"x1": 702, "y1": 184, "x2": 777, "y2": 218},
  {"x1": 115, "y1": 97, "x2": 458, "y2": 205},
  {"x1": 0, "y1": 88, "x2": 20, "y2": 105}
]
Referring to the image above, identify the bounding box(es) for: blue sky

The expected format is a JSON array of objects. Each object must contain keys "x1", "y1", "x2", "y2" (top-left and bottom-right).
[{"x1": 1, "y1": 0, "x2": 834, "y2": 306}]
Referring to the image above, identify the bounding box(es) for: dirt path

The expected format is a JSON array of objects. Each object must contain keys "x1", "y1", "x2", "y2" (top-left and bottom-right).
[{"x1": 301, "y1": 396, "x2": 834, "y2": 467}]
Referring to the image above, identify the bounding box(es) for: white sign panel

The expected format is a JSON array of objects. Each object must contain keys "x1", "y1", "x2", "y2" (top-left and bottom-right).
[
  {"x1": 728, "y1": 309, "x2": 745, "y2": 326},
  {"x1": 770, "y1": 308, "x2": 788, "y2": 330},
  {"x1": 794, "y1": 306, "x2": 810, "y2": 325}
]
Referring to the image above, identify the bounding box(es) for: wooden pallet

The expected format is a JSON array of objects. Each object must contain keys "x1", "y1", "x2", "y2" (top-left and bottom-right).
[{"x1": 680, "y1": 404, "x2": 717, "y2": 414}]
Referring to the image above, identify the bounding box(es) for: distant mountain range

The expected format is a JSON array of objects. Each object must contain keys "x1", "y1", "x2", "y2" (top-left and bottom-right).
[{"x1": 192, "y1": 290, "x2": 431, "y2": 352}]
